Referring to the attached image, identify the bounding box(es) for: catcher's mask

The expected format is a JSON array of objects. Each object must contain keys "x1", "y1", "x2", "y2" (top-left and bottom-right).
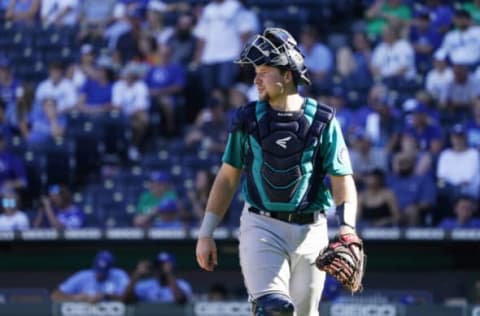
[{"x1": 235, "y1": 27, "x2": 311, "y2": 85}]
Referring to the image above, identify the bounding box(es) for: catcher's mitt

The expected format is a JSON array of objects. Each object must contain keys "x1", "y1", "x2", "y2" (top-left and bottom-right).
[{"x1": 315, "y1": 233, "x2": 366, "y2": 293}]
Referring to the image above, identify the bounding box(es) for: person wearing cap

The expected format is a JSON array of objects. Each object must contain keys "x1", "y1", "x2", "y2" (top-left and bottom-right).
[
  {"x1": 133, "y1": 171, "x2": 178, "y2": 228},
  {"x1": 122, "y1": 251, "x2": 192, "y2": 304},
  {"x1": 33, "y1": 184, "x2": 84, "y2": 229},
  {"x1": 402, "y1": 101, "x2": 443, "y2": 155},
  {"x1": 52, "y1": 250, "x2": 129, "y2": 303},
  {"x1": 138, "y1": 197, "x2": 184, "y2": 229},
  {"x1": 437, "y1": 124, "x2": 480, "y2": 204},
  {"x1": 0, "y1": 190, "x2": 30, "y2": 231},
  {"x1": 408, "y1": 9, "x2": 442, "y2": 74},
  {"x1": 196, "y1": 27, "x2": 360, "y2": 315},
  {"x1": 425, "y1": 49, "x2": 453, "y2": 104},
  {"x1": 438, "y1": 195, "x2": 480, "y2": 229}
]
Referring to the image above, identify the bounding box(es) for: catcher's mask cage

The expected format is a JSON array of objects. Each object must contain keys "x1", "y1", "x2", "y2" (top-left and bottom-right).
[{"x1": 235, "y1": 27, "x2": 311, "y2": 85}]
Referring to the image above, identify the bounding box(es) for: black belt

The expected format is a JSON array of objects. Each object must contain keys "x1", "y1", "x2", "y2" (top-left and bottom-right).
[{"x1": 248, "y1": 206, "x2": 319, "y2": 225}]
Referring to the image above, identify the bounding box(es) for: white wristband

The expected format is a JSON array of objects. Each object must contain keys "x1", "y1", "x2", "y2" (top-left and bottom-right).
[{"x1": 198, "y1": 211, "x2": 221, "y2": 238}]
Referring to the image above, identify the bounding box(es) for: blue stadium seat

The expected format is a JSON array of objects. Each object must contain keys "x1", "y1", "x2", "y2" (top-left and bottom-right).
[{"x1": 40, "y1": 139, "x2": 76, "y2": 187}]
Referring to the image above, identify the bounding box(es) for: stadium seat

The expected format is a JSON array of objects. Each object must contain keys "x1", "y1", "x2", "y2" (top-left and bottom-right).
[{"x1": 41, "y1": 138, "x2": 76, "y2": 187}]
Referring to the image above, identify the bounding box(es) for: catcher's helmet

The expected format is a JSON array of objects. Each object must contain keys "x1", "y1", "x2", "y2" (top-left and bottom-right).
[{"x1": 235, "y1": 27, "x2": 311, "y2": 85}]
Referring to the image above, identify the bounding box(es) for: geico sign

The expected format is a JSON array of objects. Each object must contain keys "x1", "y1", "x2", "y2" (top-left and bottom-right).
[
  {"x1": 472, "y1": 306, "x2": 480, "y2": 316},
  {"x1": 330, "y1": 303, "x2": 397, "y2": 316},
  {"x1": 61, "y1": 302, "x2": 126, "y2": 316},
  {"x1": 194, "y1": 302, "x2": 251, "y2": 316}
]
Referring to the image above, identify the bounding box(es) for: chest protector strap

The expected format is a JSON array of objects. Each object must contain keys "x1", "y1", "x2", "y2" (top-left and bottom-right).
[{"x1": 235, "y1": 98, "x2": 334, "y2": 212}]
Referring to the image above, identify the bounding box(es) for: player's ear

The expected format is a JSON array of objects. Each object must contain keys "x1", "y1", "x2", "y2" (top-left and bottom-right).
[{"x1": 284, "y1": 70, "x2": 293, "y2": 84}]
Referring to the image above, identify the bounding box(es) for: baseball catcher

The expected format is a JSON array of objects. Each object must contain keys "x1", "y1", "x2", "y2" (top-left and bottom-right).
[{"x1": 315, "y1": 229, "x2": 366, "y2": 293}]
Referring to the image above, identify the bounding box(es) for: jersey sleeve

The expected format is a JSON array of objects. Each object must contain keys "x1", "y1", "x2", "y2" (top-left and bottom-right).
[
  {"x1": 319, "y1": 117, "x2": 353, "y2": 176},
  {"x1": 221, "y1": 130, "x2": 246, "y2": 169},
  {"x1": 59, "y1": 271, "x2": 86, "y2": 294},
  {"x1": 221, "y1": 104, "x2": 252, "y2": 169}
]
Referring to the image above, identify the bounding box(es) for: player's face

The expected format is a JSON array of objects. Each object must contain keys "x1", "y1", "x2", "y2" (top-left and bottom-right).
[{"x1": 254, "y1": 65, "x2": 284, "y2": 101}]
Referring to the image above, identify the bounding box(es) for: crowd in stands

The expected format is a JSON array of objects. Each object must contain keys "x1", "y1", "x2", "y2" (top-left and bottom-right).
[{"x1": 0, "y1": 0, "x2": 479, "y2": 232}]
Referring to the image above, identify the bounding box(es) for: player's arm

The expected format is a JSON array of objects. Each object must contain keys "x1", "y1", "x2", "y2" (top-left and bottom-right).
[
  {"x1": 330, "y1": 174, "x2": 358, "y2": 234},
  {"x1": 320, "y1": 117, "x2": 358, "y2": 234},
  {"x1": 196, "y1": 163, "x2": 242, "y2": 272}
]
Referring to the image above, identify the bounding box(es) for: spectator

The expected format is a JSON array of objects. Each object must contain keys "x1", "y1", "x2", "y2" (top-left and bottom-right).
[
  {"x1": 326, "y1": 85, "x2": 354, "y2": 133},
  {"x1": 439, "y1": 9, "x2": 480, "y2": 67},
  {"x1": 0, "y1": 132, "x2": 27, "y2": 191},
  {"x1": 133, "y1": 171, "x2": 177, "y2": 228},
  {"x1": 112, "y1": 62, "x2": 150, "y2": 161},
  {"x1": 145, "y1": 44, "x2": 186, "y2": 136},
  {"x1": 167, "y1": 13, "x2": 196, "y2": 67},
  {"x1": 34, "y1": 62, "x2": 78, "y2": 115},
  {"x1": 336, "y1": 31, "x2": 373, "y2": 92},
  {"x1": 442, "y1": 49, "x2": 479, "y2": 122},
  {"x1": 154, "y1": 198, "x2": 184, "y2": 229},
  {"x1": 0, "y1": 190, "x2": 29, "y2": 230},
  {"x1": 389, "y1": 152, "x2": 437, "y2": 226},
  {"x1": 417, "y1": 0, "x2": 453, "y2": 35},
  {"x1": 51, "y1": 250, "x2": 130, "y2": 303},
  {"x1": 123, "y1": 251, "x2": 192, "y2": 304},
  {"x1": 8, "y1": 83, "x2": 34, "y2": 139},
  {"x1": 354, "y1": 83, "x2": 401, "y2": 152},
  {"x1": 365, "y1": 0, "x2": 412, "y2": 41},
  {"x1": 408, "y1": 11, "x2": 442, "y2": 74},
  {"x1": 298, "y1": 25, "x2": 333, "y2": 94},
  {"x1": 25, "y1": 98, "x2": 66, "y2": 146},
  {"x1": 76, "y1": 60, "x2": 115, "y2": 116},
  {"x1": 192, "y1": 0, "x2": 252, "y2": 92},
  {"x1": 437, "y1": 124, "x2": 480, "y2": 201},
  {"x1": 397, "y1": 131, "x2": 433, "y2": 176},
  {"x1": 370, "y1": 22, "x2": 416, "y2": 87},
  {"x1": 66, "y1": 44, "x2": 98, "y2": 91},
  {"x1": 187, "y1": 169, "x2": 216, "y2": 225},
  {"x1": 113, "y1": 8, "x2": 143, "y2": 64},
  {"x1": 438, "y1": 195, "x2": 480, "y2": 229},
  {"x1": 5, "y1": 0, "x2": 40, "y2": 25},
  {"x1": 40, "y1": 0, "x2": 79, "y2": 27},
  {"x1": 402, "y1": 101, "x2": 443, "y2": 156},
  {"x1": 78, "y1": 0, "x2": 116, "y2": 30},
  {"x1": 0, "y1": 56, "x2": 22, "y2": 111},
  {"x1": 33, "y1": 184, "x2": 84, "y2": 229},
  {"x1": 184, "y1": 94, "x2": 228, "y2": 156},
  {"x1": 145, "y1": 0, "x2": 174, "y2": 45},
  {"x1": 465, "y1": 97, "x2": 480, "y2": 150},
  {"x1": 358, "y1": 169, "x2": 400, "y2": 227},
  {"x1": 0, "y1": 99, "x2": 15, "y2": 140},
  {"x1": 349, "y1": 129, "x2": 388, "y2": 184},
  {"x1": 425, "y1": 49, "x2": 453, "y2": 105}
]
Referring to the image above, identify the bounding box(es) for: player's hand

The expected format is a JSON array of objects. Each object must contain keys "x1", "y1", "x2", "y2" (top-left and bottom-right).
[{"x1": 196, "y1": 236, "x2": 217, "y2": 272}]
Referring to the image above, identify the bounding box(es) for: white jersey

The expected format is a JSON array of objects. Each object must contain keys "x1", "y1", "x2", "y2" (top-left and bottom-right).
[
  {"x1": 440, "y1": 26, "x2": 480, "y2": 64},
  {"x1": 112, "y1": 80, "x2": 150, "y2": 116},
  {"x1": 425, "y1": 67, "x2": 454, "y2": 103},
  {"x1": 35, "y1": 78, "x2": 78, "y2": 113},
  {"x1": 193, "y1": 0, "x2": 243, "y2": 64},
  {"x1": 371, "y1": 39, "x2": 416, "y2": 79},
  {"x1": 0, "y1": 212, "x2": 30, "y2": 231}
]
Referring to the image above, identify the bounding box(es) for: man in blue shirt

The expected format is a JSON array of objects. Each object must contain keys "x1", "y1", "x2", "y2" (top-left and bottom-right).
[
  {"x1": 51, "y1": 250, "x2": 130, "y2": 303},
  {"x1": 122, "y1": 251, "x2": 192, "y2": 304}
]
